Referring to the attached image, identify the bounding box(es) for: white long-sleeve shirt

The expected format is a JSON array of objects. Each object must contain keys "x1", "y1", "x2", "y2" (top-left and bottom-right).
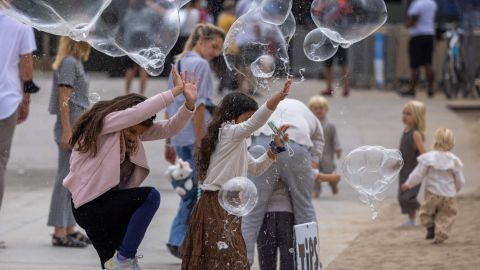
[
  {"x1": 253, "y1": 99, "x2": 325, "y2": 161},
  {"x1": 202, "y1": 104, "x2": 275, "y2": 191},
  {"x1": 405, "y1": 151, "x2": 465, "y2": 197}
]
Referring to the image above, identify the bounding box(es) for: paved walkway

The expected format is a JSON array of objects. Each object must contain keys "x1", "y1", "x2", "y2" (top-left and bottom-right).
[{"x1": 1, "y1": 74, "x2": 479, "y2": 269}]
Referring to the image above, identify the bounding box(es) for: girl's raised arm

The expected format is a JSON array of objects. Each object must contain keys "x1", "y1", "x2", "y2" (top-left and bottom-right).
[
  {"x1": 101, "y1": 68, "x2": 187, "y2": 134},
  {"x1": 230, "y1": 77, "x2": 293, "y2": 140}
]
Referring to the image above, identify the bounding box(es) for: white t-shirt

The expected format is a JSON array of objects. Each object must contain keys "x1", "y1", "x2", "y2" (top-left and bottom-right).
[
  {"x1": 253, "y1": 98, "x2": 325, "y2": 162},
  {"x1": 407, "y1": 0, "x2": 438, "y2": 37},
  {"x1": 0, "y1": 13, "x2": 36, "y2": 120}
]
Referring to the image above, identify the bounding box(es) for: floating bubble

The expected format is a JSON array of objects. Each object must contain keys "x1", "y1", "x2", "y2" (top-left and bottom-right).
[
  {"x1": 303, "y1": 28, "x2": 338, "y2": 62},
  {"x1": 218, "y1": 177, "x2": 258, "y2": 216},
  {"x1": 87, "y1": 0, "x2": 179, "y2": 76},
  {"x1": 223, "y1": 8, "x2": 290, "y2": 87},
  {"x1": 2, "y1": 0, "x2": 181, "y2": 76},
  {"x1": 342, "y1": 146, "x2": 403, "y2": 219},
  {"x1": 310, "y1": 0, "x2": 387, "y2": 45},
  {"x1": 251, "y1": 55, "x2": 276, "y2": 78},
  {"x1": 0, "y1": 0, "x2": 110, "y2": 40},
  {"x1": 88, "y1": 92, "x2": 101, "y2": 104},
  {"x1": 260, "y1": 0, "x2": 292, "y2": 25},
  {"x1": 278, "y1": 11, "x2": 296, "y2": 43}
]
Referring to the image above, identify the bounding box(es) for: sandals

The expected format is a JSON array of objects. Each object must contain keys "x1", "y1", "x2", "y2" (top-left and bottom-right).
[
  {"x1": 52, "y1": 235, "x2": 88, "y2": 248},
  {"x1": 69, "y1": 231, "x2": 91, "y2": 244}
]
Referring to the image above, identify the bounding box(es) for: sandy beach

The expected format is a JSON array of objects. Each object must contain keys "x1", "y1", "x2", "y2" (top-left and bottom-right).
[{"x1": 327, "y1": 189, "x2": 480, "y2": 270}]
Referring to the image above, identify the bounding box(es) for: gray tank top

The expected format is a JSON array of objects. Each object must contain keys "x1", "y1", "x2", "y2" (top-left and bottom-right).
[{"x1": 399, "y1": 128, "x2": 420, "y2": 182}]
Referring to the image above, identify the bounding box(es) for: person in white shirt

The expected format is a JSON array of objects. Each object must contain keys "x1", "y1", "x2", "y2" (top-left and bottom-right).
[
  {"x1": 401, "y1": 128, "x2": 465, "y2": 244},
  {"x1": 0, "y1": 11, "x2": 37, "y2": 249},
  {"x1": 242, "y1": 98, "x2": 325, "y2": 265},
  {"x1": 401, "y1": 0, "x2": 438, "y2": 97},
  {"x1": 182, "y1": 78, "x2": 292, "y2": 270}
]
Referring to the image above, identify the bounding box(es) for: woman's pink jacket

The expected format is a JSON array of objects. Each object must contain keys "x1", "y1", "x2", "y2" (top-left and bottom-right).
[{"x1": 63, "y1": 90, "x2": 194, "y2": 208}]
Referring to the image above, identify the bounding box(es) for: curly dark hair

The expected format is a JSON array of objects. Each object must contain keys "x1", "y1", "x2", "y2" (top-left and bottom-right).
[
  {"x1": 196, "y1": 92, "x2": 258, "y2": 182},
  {"x1": 70, "y1": 93, "x2": 155, "y2": 157}
]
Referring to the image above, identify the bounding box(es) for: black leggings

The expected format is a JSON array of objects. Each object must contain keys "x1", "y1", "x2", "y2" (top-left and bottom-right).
[
  {"x1": 257, "y1": 212, "x2": 295, "y2": 270},
  {"x1": 72, "y1": 187, "x2": 157, "y2": 268}
]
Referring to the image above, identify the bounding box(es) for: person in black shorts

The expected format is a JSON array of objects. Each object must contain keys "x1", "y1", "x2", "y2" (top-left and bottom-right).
[
  {"x1": 401, "y1": 0, "x2": 437, "y2": 97},
  {"x1": 322, "y1": 47, "x2": 350, "y2": 97}
]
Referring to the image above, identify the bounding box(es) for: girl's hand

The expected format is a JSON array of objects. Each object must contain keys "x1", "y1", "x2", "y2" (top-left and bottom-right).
[
  {"x1": 266, "y1": 76, "x2": 293, "y2": 110},
  {"x1": 171, "y1": 64, "x2": 183, "y2": 89},
  {"x1": 274, "y1": 124, "x2": 289, "y2": 147},
  {"x1": 279, "y1": 76, "x2": 293, "y2": 99},
  {"x1": 401, "y1": 183, "x2": 410, "y2": 192},
  {"x1": 182, "y1": 71, "x2": 198, "y2": 111}
]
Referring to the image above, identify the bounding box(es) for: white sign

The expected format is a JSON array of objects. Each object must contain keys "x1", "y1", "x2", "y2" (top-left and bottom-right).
[{"x1": 294, "y1": 222, "x2": 321, "y2": 270}]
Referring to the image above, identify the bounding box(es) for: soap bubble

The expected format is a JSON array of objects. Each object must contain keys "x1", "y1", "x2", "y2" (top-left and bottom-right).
[
  {"x1": 310, "y1": 0, "x2": 387, "y2": 45},
  {"x1": 0, "y1": 0, "x2": 110, "y2": 40},
  {"x1": 223, "y1": 8, "x2": 289, "y2": 87},
  {"x1": 88, "y1": 92, "x2": 101, "y2": 104},
  {"x1": 218, "y1": 177, "x2": 258, "y2": 216},
  {"x1": 251, "y1": 55, "x2": 276, "y2": 78},
  {"x1": 279, "y1": 11, "x2": 296, "y2": 43},
  {"x1": 87, "y1": 0, "x2": 180, "y2": 76},
  {"x1": 303, "y1": 28, "x2": 338, "y2": 62},
  {"x1": 342, "y1": 146, "x2": 403, "y2": 219},
  {"x1": 260, "y1": 0, "x2": 292, "y2": 25},
  {"x1": 1, "y1": 0, "x2": 182, "y2": 76}
]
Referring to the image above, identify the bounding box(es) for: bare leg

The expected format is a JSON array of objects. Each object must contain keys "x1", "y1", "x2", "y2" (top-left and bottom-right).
[
  {"x1": 324, "y1": 66, "x2": 333, "y2": 91},
  {"x1": 125, "y1": 67, "x2": 137, "y2": 94},
  {"x1": 408, "y1": 211, "x2": 416, "y2": 221},
  {"x1": 139, "y1": 68, "x2": 148, "y2": 95},
  {"x1": 54, "y1": 227, "x2": 68, "y2": 237},
  {"x1": 66, "y1": 226, "x2": 76, "y2": 234},
  {"x1": 409, "y1": 68, "x2": 420, "y2": 93},
  {"x1": 424, "y1": 65, "x2": 434, "y2": 96},
  {"x1": 341, "y1": 64, "x2": 350, "y2": 96}
]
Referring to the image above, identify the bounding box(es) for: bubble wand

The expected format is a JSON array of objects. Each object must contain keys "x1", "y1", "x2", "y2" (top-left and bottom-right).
[{"x1": 267, "y1": 121, "x2": 294, "y2": 156}]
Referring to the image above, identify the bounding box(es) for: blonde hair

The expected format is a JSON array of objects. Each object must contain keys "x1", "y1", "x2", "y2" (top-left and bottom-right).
[
  {"x1": 175, "y1": 24, "x2": 225, "y2": 61},
  {"x1": 432, "y1": 128, "x2": 455, "y2": 151},
  {"x1": 52, "y1": 36, "x2": 91, "y2": 70},
  {"x1": 308, "y1": 95, "x2": 329, "y2": 110},
  {"x1": 405, "y1": 100, "x2": 426, "y2": 138}
]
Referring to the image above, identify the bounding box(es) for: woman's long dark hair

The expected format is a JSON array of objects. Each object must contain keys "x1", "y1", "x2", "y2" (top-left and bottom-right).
[
  {"x1": 70, "y1": 93, "x2": 154, "y2": 157},
  {"x1": 196, "y1": 92, "x2": 258, "y2": 182}
]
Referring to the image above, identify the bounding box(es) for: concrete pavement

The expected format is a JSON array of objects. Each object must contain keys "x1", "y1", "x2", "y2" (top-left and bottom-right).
[{"x1": 1, "y1": 73, "x2": 479, "y2": 269}]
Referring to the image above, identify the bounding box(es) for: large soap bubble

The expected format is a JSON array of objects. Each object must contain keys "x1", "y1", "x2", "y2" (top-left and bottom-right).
[
  {"x1": 0, "y1": 0, "x2": 111, "y2": 40},
  {"x1": 218, "y1": 177, "x2": 258, "y2": 216},
  {"x1": 88, "y1": 0, "x2": 180, "y2": 76},
  {"x1": 279, "y1": 11, "x2": 296, "y2": 43},
  {"x1": 223, "y1": 8, "x2": 290, "y2": 86},
  {"x1": 250, "y1": 54, "x2": 276, "y2": 78},
  {"x1": 303, "y1": 28, "x2": 338, "y2": 62},
  {"x1": 260, "y1": 0, "x2": 292, "y2": 25},
  {"x1": 1, "y1": 0, "x2": 185, "y2": 76},
  {"x1": 310, "y1": 0, "x2": 387, "y2": 46},
  {"x1": 342, "y1": 146, "x2": 403, "y2": 219}
]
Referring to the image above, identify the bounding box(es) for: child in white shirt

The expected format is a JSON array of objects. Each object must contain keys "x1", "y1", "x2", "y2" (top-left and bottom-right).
[{"x1": 401, "y1": 128, "x2": 465, "y2": 244}]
